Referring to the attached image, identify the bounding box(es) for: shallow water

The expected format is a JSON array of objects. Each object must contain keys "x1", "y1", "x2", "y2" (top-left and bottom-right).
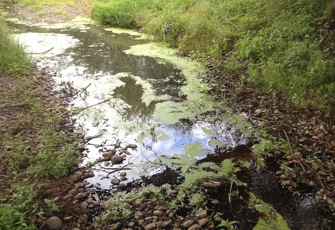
[{"x1": 6, "y1": 17, "x2": 252, "y2": 189}]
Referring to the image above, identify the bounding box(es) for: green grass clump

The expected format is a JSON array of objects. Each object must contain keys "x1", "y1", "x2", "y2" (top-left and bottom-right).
[
  {"x1": 91, "y1": 0, "x2": 335, "y2": 111},
  {"x1": 91, "y1": 0, "x2": 148, "y2": 28},
  {"x1": 0, "y1": 20, "x2": 28, "y2": 76}
]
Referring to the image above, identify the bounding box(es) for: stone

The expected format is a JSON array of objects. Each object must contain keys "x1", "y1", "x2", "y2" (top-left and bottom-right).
[
  {"x1": 111, "y1": 155, "x2": 124, "y2": 164},
  {"x1": 188, "y1": 224, "x2": 200, "y2": 230},
  {"x1": 128, "y1": 222, "x2": 135, "y2": 228},
  {"x1": 159, "y1": 220, "x2": 172, "y2": 228},
  {"x1": 182, "y1": 220, "x2": 194, "y2": 228},
  {"x1": 134, "y1": 211, "x2": 144, "y2": 220},
  {"x1": 69, "y1": 188, "x2": 78, "y2": 196},
  {"x1": 127, "y1": 144, "x2": 137, "y2": 149},
  {"x1": 73, "y1": 192, "x2": 87, "y2": 200},
  {"x1": 120, "y1": 171, "x2": 127, "y2": 177},
  {"x1": 254, "y1": 108, "x2": 262, "y2": 117},
  {"x1": 69, "y1": 174, "x2": 81, "y2": 183},
  {"x1": 198, "y1": 218, "x2": 209, "y2": 227},
  {"x1": 45, "y1": 216, "x2": 62, "y2": 230},
  {"x1": 46, "y1": 188, "x2": 61, "y2": 195},
  {"x1": 111, "y1": 178, "x2": 120, "y2": 185},
  {"x1": 102, "y1": 151, "x2": 114, "y2": 159},
  {"x1": 153, "y1": 210, "x2": 164, "y2": 216},
  {"x1": 198, "y1": 210, "x2": 207, "y2": 218},
  {"x1": 144, "y1": 223, "x2": 157, "y2": 230},
  {"x1": 117, "y1": 183, "x2": 127, "y2": 189}
]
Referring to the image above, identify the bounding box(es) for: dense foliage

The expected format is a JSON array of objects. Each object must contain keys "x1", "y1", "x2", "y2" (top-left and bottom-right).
[{"x1": 92, "y1": 0, "x2": 335, "y2": 111}]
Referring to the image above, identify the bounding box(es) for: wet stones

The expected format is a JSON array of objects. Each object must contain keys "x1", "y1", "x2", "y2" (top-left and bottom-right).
[{"x1": 111, "y1": 155, "x2": 124, "y2": 164}]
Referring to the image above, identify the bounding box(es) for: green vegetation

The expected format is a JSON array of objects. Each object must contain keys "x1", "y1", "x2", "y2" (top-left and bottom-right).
[
  {"x1": 0, "y1": 20, "x2": 80, "y2": 229},
  {"x1": 0, "y1": 20, "x2": 28, "y2": 75},
  {"x1": 92, "y1": 0, "x2": 335, "y2": 111}
]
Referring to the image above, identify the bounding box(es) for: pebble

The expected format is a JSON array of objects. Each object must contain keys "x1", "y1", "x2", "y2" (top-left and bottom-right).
[
  {"x1": 153, "y1": 210, "x2": 164, "y2": 216},
  {"x1": 111, "y1": 155, "x2": 124, "y2": 164},
  {"x1": 198, "y1": 210, "x2": 207, "y2": 218},
  {"x1": 134, "y1": 211, "x2": 144, "y2": 220},
  {"x1": 182, "y1": 220, "x2": 194, "y2": 228},
  {"x1": 120, "y1": 171, "x2": 127, "y2": 177},
  {"x1": 254, "y1": 108, "x2": 262, "y2": 117},
  {"x1": 211, "y1": 199, "x2": 220, "y2": 205},
  {"x1": 198, "y1": 218, "x2": 209, "y2": 227},
  {"x1": 144, "y1": 223, "x2": 157, "y2": 230},
  {"x1": 111, "y1": 178, "x2": 120, "y2": 185},
  {"x1": 117, "y1": 183, "x2": 127, "y2": 189},
  {"x1": 45, "y1": 216, "x2": 62, "y2": 230},
  {"x1": 69, "y1": 174, "x2": 81, "y2": 183},
  {"x1": 73, "y1": 192, "x2": 87, "y2": 200},
  {"x1": 188, "y1": 224, "x2": 200, "y2": 230},
  {"x1": 128, "y1": 222, "x2": 135, "y2": 228},
  {"x1": 159, "y1": 220, "x2": 172, "y2": 228}
]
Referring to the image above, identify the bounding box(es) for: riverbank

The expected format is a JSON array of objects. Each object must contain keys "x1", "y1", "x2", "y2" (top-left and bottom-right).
[{"x1": 2, "y1": 1, "x2": 335, "y2": 230}]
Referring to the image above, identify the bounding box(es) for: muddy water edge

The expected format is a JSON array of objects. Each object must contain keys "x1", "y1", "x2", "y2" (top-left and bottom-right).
[{"x1": 2, "y1": 5, "x2": 334, "y2": 230}]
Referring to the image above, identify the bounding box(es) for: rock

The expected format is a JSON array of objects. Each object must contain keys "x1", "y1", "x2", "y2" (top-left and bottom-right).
[
  {"x1": 182, "y1": 220, "x2": 194, "y2": 228},
  {"x1": 73, "y1": 192, "x2": 87, "y2": 200},
  {"x1": 254, "y1": 109, "x2": 262, "y2": 117},
  {"x1": 134, "y1": 199, "x2": 142, "y2": 206},
  {"x1": 159, "y1": 220, "x2": 172, "y2": 228},
  {"x1": 213, "y1": 214, "x2": 222, "y2": 223},
  {"x1": 211, "y1": 199, "x2": 220, "y2": 205},
  {"x1": 81, "y1": 201, "x2": 88, "y2": 209},
  {"x1": 120, "y1": 171, "x2": 127, "y2": 177},
  {"x1": 46, "y1": 188, "x2": 61, "y2": 195},
  {"x1": 69, "y1": 174, "x2": 81, "y2": 183},
  {"x1": 198, "y1": 210, "x2": 207, "y2": 218},
  {"x1": 134, "y1": 211, "x2": 144, "y2": 220},
  {"x1": 62, "y1": 194, "x2": 73, "y2": 201},
  {"x1": 111, "y1": 178, "x2": 120, "y2": 185},
  {"x1": 69, "y1": 188, "x2": 78, "y2": 196},
  {"x1": 198, "y1": 218, "x2": 209, "y2": 227},
  {"x1": 127, "y1": 144, "x2": 137, "y2": 149},
  {"x1": 128, "y1": 222, "x2": 135, "y2": 228},
  {"x1": 144, "y1": 223, "x2": 157, "y2": 230},
  {"x1": 111, "y1": 155, "x2": 124, "y2": 164},
  {"x1": 117, "y1": 183, "x2": 127, "y2": 189},
  {"x1": 45, "y1": 216, "x2": 62, "y2": 230},
  {"x1": 153, "y1": 210, "x2": 164, "y2": 216},
  {"x1": 188, "y1": 224, "x2": 200, "y2": 230},
  {"x1": 102, "y1": 151, "x2": 114, "y2": 159}
]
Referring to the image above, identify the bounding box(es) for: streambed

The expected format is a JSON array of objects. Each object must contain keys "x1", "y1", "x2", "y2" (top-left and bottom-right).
[
  {"x1": 6, "y1": 17, "x2": 251, "y2": 189},
  {"x1": 2, "y1": 12, "x2": 329, "y2": 230}
]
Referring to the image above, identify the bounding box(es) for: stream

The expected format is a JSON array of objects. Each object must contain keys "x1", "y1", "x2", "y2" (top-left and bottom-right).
[
  {"x1": 6, "y1": 17, "x2": 251, "y2": 189},
  {"x1": 2, "y1": 10, "x2": 331, "y2": 230}
]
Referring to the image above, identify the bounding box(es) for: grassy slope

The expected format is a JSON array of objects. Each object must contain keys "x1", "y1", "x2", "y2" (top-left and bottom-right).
[
  {"x1": 91, "y1": 0, "x2": 335, "y2": 112},
  {"x1": 0, "y1": 20, "x2": 79, "y2": 229}
]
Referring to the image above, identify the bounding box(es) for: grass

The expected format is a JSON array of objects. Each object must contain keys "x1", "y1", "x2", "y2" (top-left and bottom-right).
[
  {"x1": 91, "y1": 0, "x2": 335, "y2": 112},
  {"x1": 0, "y1": 20, "x2": 28, "y2": 75},
  {"x1": 18, "y1": 0, "x2": 76, "y2": 10},
  {"x1": 0, "y1": 19, "x2": 80, "y2": 229}
]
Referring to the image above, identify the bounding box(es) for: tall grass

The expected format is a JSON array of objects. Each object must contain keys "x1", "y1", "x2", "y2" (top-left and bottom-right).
[
  {"x1": 91, "y1": 0, "x2": 335, "y2": 111},
  {"x1": 0, "y1": 20, "x2": 28, "y2": 76}
]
